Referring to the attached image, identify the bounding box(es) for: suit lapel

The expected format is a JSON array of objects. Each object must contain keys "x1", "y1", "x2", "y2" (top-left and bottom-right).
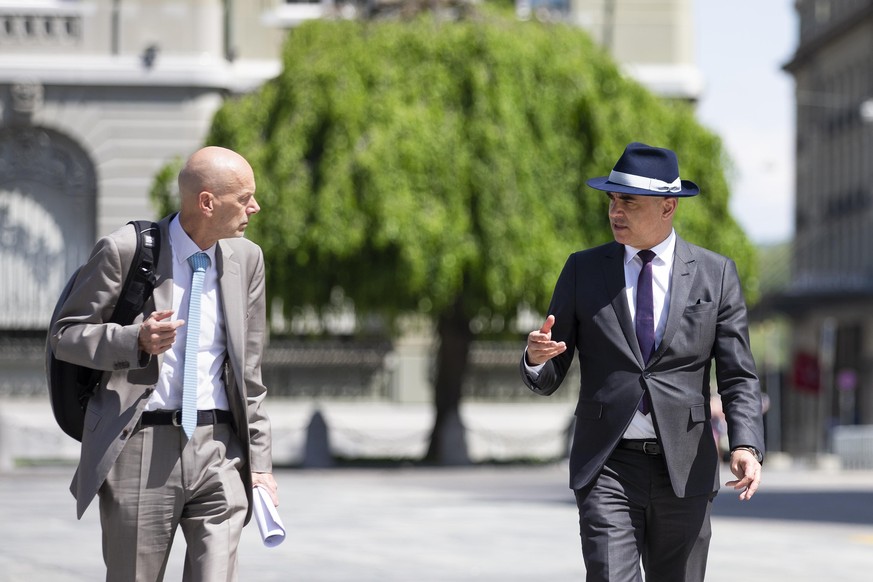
[
  {"x1": 653, "y1": 236, "x2": 696, "y2": 362},
  {"x1": 603, "y1": 242, "x2": 644, "y2": 364},
  {"x1": 152, "y1": 215, "x2": 175, "y2": 312},
  {"x1": 217, "y1": 240, "x2": 243, "y2": 378}
]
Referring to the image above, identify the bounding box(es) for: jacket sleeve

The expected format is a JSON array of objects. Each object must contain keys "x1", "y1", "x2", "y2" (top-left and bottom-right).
[
  {"x1": 243, "y1": 247, "x2": 272, "y2": 473},
  {"x1": 520, "y1": 253, "x2": 579, "y2": 396},
  {"x1": 714, "y1": 258, "x2": 766, "y2": 457},
  {"x1": 50, "y1": 226, "x2": 146, "y2": 371}
]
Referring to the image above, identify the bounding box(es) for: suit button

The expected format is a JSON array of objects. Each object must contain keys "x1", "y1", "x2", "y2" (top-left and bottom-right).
[
  {"x1": 145, "y1": 387, "x2": 154, "y2": 396},
  {"x1": 121, "y1": 429, "x2": 130, "y2": 440}
]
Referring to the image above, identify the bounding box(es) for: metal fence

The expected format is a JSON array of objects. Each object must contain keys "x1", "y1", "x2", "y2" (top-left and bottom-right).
[
  {"x1": 262, "y1": 338, "x2": 394, "y2": 400},
  {"x1": 832, "y1": 424, "x2": 873, "y2": 469},
  {"x1": 0, "y1": 333, "x2": 578, "y2": 402}
]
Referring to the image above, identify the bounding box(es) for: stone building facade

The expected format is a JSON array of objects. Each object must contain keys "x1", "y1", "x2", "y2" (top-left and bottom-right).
[{"x1": 0, "y1": 0, "x2": 700, "y2": 402}]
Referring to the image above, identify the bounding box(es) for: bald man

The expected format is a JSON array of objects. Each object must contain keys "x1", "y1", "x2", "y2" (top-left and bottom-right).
[{"x1": 51, "y1": 146, "x2": 276, "y2": 581}]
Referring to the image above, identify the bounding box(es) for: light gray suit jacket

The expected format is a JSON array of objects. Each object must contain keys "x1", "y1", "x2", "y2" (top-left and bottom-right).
[
  {"x1": 521, "y1": 237, "x2": 765, "y2": 498},
  {"x1": 50, "y1": 215, "x2": 272, "y2": 521}
]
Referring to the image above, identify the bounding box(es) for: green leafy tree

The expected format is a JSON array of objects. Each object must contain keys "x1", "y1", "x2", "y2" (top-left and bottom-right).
[
  {"x1": 149, "y1": 156, "x2": 183, "y2": 218},
  {"x1": 202, "y1": 13, "x2": 757, "y2": 463}
]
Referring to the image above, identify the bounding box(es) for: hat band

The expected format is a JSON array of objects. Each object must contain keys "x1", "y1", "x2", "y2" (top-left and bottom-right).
[{"x1": 608, "y1": 170, "x2": 682, "y2": 193}]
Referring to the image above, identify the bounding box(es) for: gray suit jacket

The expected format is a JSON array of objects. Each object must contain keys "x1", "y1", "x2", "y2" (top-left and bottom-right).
[
  {"x1": 521, "y1": 237, "x2": 765, "y2": 498},
  {"x1": 50, "y1": 215, "x2": 272, "y2": 521}
]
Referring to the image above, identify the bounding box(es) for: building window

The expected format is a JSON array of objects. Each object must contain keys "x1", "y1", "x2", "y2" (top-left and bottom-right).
[{"x1": 0, "y1": 11, "x2": 82, "y2": 44}]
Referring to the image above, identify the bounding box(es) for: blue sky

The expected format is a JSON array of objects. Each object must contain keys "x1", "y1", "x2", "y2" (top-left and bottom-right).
[{"x1": 694, "y1": 0, "x2": 795, "y2": 245}]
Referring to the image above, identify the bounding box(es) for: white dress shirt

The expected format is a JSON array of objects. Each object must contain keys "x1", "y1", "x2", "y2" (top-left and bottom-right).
[
  {"x1": 525, "y1": 230, "x2": 677, "y2": 439},
  {"x1": 145, "y1": 215, "x2": 230, "y2": 412}
]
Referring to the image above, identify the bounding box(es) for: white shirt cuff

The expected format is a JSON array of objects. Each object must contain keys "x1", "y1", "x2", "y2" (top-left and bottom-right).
[{"x1": 523, "y1": 348, "x2": 545, "y2": 380}]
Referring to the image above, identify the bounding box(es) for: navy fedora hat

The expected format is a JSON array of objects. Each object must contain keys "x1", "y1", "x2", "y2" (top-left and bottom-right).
[{"x1": 586, "y1": 142, "x2": 699, "y2": 197}]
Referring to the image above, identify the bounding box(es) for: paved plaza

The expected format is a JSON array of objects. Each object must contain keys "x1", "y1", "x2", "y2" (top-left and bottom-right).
[{"x1": 1, "y1": 462, "x2": 872, "y2": 581}]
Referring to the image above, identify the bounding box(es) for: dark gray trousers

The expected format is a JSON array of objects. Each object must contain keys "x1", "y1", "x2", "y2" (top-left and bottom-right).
[{"x1": 574, "y1": 448, "x2": 714, "y2": 582}]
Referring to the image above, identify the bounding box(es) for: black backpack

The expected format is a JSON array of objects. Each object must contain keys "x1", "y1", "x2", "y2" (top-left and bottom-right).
[{"x1": 45, "y1": 220, "x2": 161, "y2": 441}]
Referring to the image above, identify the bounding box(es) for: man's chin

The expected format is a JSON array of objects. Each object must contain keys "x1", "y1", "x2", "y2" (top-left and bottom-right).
[{"x1": 222, "y1": 229, "x2": 246, "y2": 240}]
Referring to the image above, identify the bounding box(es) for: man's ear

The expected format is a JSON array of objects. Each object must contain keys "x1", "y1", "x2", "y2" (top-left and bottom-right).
[
  {"x1": 662, "y1": 197, "x2": 678, "y2": 220},
  {"x1": 199, "y1": 191, "x2": 214, "y2": 214}
]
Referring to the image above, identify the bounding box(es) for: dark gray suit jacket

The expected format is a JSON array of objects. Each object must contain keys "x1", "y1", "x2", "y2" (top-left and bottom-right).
[
  {"x1": 51, "y1": 215, "x2": 272, "y2": 521},
  {"x1": 521, "y1": 237, "x2": 765, "y2": 498}
]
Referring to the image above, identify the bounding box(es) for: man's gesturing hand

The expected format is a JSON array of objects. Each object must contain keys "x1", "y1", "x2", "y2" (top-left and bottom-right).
[
  {"x1": 526, "y1": 315, "x2": 567, "y2": 366},
  {"x1": 138, "y1": 310, "x2": 184, "y2": 355}
]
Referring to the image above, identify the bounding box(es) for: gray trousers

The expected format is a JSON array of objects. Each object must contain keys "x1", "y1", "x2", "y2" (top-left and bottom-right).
[
  {"x1": 98, "y1": 422, "x2": 247, "y2": 582},
  {"x1": 574, "y1": 447, "x2": 714, "y2": 582}
]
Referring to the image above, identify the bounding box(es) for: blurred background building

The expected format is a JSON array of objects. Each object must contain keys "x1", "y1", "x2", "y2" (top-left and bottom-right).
[
  {"x1": 563, "y1": 0, "x2": 702, "y2": 101},
  {"x1": 759, "y1": 0, "x2": 873, "y2": 466},
  {"x1": 0, "y1": 0, "x2": 283, "y2": 335}
]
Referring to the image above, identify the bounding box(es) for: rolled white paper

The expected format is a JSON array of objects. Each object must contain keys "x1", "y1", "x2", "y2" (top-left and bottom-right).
[{"x1": 252, "y1": 485, "x2": 285, "y2": 548}]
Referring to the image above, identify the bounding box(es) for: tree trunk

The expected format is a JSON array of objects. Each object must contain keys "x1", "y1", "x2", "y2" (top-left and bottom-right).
[{"x1": 424, "y1": 295, "x2": 473, "y2": 464}]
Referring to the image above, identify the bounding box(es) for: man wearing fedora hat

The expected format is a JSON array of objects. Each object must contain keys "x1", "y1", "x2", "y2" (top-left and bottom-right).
[{"x1": 520, "y1": 142, "x2": 765, "y2": 581}]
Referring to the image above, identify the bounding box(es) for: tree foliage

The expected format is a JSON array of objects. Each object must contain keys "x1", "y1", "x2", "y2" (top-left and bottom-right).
[
  {"x1": 184, "y1": 11, "x2": 762, "y2": 464},
  {"x1": 149, "y1": 156, "x2": 183, "y2": 219},
  {"x1": 207, "y1": 15, "x2": 757, "y2": 330}
]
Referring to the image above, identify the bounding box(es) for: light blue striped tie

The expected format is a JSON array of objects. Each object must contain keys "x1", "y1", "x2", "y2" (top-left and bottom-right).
[{"x1": 182, "y1": 252, "x2": 210, "y2": 438}]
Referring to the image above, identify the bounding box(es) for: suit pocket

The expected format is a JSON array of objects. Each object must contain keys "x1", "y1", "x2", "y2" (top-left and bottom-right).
[
  {"x1": 684, "y1": 300, "x2": 715, "y2": 314},
  {"x1": 689, "y1": 403, "x2": 707, "y2": 423},
  {"x1": 575, "y1": 399, "x2": 603, "y2": 420},
  {"x1": 681, "y1": 301, "x2": 717, "y2": 349}
]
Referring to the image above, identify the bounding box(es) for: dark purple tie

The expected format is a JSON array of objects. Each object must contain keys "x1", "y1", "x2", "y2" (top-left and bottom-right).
[{"x1": 636, "y1": 249, "x2": 656, "y2": 415}]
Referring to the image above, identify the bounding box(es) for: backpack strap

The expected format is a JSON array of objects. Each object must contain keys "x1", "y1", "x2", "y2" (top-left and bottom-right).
[{"x1": 112, "y1": 220, "x2": 161, "y2": 325}]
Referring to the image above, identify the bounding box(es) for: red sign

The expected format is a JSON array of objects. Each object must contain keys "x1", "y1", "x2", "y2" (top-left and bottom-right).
[{"x1": 792, "y1": 352, "x2": 820, "y2": 393}]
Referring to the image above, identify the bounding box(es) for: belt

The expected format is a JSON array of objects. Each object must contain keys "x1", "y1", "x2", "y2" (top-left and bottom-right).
[
  {"x1": 617, "y1": 439, "x2": 662, "y2": 455},
  {"x1": 139, "y1": 409, "x2": 233, "y2": 427}
]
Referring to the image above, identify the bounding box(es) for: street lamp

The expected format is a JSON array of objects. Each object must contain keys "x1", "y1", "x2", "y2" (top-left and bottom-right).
[{"x1": 860, "y1": 98, "x2": 873, "y2": 123}]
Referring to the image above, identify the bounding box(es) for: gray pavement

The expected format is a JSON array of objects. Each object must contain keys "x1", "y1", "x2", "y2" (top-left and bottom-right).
[{"x1": 2, "y1": 462, "x2": 873, "y2": 581}]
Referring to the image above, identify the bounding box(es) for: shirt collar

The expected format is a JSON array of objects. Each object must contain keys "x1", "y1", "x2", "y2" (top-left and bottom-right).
[
  {"x1": 623, "y1": 229, "x2": 676, "y2": 266},
  {"x1": 170, "y1": 214, "x2": 217, "y2": 267}
]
